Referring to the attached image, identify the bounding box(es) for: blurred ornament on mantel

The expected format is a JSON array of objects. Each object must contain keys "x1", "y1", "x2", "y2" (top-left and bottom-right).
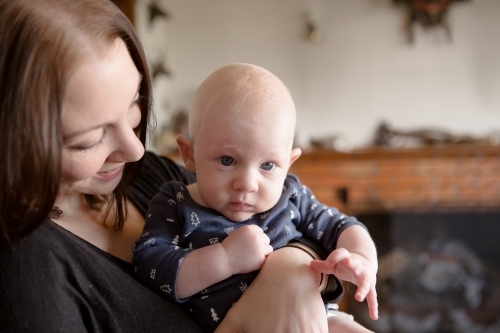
[
  {"x1": 393, "y1": 0, "x2": 471, "y2": 43},
  {"x1": 310, "y1": 135, "x2": 351, "y2": 151},
  {"x1": 373, "y1": 121, "x2": 500, "y2": 148}
]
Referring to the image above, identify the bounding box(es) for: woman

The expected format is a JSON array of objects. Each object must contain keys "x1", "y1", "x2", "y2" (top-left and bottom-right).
[{"x1": 0, "y1": 0, "x2": 337, "y2": 332}]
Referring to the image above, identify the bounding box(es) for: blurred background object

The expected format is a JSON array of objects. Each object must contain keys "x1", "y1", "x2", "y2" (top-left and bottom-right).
[
  {"x1": 153, "y1": 109, "x2": 189, "y2": 154},
  {"x1": 392, "y1": 0, "x2": 472, "y2": 43},
  {"x1": 130, "y1": 0, "x2": 500, "y2": 152}
]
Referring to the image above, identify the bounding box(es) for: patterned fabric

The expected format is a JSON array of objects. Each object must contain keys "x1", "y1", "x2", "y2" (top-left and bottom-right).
[{"x1": 134, "y1": 174, "x2": 364, "y2": 332}]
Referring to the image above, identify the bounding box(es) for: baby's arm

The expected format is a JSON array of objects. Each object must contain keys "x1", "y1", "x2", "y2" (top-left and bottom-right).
[
  {"x1": 176, "y1": 225, "x2": 273, "y2": 298},
  {"x1": 310, "y1": 225, "x2": 378, "y2": 320}
]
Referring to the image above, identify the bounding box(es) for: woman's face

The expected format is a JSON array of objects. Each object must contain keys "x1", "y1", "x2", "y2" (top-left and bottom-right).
[{"x1": 59, "y1": 39, "x2": 144, "y2": 197}]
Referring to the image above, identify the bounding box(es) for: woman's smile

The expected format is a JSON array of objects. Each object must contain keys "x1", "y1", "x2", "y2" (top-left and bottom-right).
[{"x1": 94, "y1": 164, "x2": 124, "y2": 181}]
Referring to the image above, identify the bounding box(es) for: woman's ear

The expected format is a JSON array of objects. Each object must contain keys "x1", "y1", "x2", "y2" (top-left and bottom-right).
[
  {"x1": 176, "y1": 134, "x2": 196, "y2": 172},
  {"x1": 289, "y1": 147, "x2": 302, "y2": 167}
]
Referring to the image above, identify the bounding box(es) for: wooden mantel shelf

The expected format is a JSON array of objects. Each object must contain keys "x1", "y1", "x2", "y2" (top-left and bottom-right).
[
  {"x1": 297, "y1": 144, "x2": 500, "y2": 160},
  {"x1": 289, "y1": 145, "x2": 500, "y2": 214}
]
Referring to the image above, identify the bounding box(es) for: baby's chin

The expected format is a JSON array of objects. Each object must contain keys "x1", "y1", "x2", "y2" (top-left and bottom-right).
[{"x1": 224, "y1": 212, "x2": 256, "y2": 223}]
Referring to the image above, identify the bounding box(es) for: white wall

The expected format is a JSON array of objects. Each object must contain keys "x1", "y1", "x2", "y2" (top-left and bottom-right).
[{"x1": 136, "y1": 0, "x2": 500, "y2": 149}]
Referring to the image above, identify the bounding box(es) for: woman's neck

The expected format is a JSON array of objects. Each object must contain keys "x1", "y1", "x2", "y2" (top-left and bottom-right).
[{"x1": 52, "y1": 193, "x2": 144, "y2": 263}]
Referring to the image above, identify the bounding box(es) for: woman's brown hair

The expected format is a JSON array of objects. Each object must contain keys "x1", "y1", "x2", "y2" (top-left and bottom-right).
[{"x1": 0, "y1": 0, "x2": 153, "y2": 251}]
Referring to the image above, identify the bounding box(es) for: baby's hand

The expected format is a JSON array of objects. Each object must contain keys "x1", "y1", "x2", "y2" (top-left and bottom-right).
[
  {"x1": 310, "y1": 248, "x2": 378, "y2": 320},
  {"x1": 222, "y1": 225, "x2": 273, "y2": 275}
]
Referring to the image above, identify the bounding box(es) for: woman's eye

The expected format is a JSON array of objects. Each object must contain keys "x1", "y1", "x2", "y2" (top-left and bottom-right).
[
  {"x1": 73, "y1": 132, "x2": 107, "y2": 152},
  {"x1": 129, "y1": 94, "x2": 142, "y2": 109},
  {"x1": 261, "y1": 162, "x2": 275, "y2": 171},
  {"x1": 220, "y1": 157, "x2": 234, "y2": 166}
]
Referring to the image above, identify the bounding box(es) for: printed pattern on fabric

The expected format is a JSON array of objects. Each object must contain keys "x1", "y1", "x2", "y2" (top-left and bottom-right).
[{"x1": 133, "y1": 174, "x2": 363, "y2": 332}]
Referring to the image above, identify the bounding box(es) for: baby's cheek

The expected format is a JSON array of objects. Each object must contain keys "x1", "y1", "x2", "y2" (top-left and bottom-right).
[{"x1": 263, "y1": 185, "x2": 284, "y2": 211}]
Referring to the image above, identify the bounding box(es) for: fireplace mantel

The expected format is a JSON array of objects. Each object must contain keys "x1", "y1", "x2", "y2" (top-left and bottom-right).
[{"x1": 289, "y1": 145, "x2": 500, "y2": 214}]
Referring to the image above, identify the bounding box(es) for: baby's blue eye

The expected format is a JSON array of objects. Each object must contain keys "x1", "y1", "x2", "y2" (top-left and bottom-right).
[
  {"x1": 261, "y1": 162, "x2": 275, "y2": 171},
  {"x1": 220, "y1": 157, "x2": 234, "y2": 166}
]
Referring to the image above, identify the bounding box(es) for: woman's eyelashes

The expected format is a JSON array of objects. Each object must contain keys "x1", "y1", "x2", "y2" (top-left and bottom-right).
[
  {"x1": 129, "y1": 94, "x2": 143, "y2": 109},
  {"x1": 73, "y1": 132, "x2": 108, "y2": 152}
]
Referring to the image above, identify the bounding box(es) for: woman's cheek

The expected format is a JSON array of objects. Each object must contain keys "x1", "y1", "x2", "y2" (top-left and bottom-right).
[{"x1": 60, "y1": 152, "x2": 104, "y2": 182}]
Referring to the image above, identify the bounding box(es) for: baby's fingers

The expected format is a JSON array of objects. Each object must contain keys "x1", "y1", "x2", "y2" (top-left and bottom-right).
[
  {"x1": 264, "y1": 244, "x2": 274, "y2": 256},
  {"x1": 353, "y1": 273, "x2": 372, "y2": 302},
  {"x1": 365, "y1": 285, "x2": 378, "y2": 320},
  {"x1": 311, "y1": 248, "x2": 352, "y2": 274},
  {"x1": 324, "y1": 247, "x2": 351, "y2": 266}
]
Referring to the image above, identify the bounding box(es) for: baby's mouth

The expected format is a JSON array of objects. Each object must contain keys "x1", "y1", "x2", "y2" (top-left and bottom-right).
[{"x1": 229, "y1": 202, "x2": 252, "y2": 211}]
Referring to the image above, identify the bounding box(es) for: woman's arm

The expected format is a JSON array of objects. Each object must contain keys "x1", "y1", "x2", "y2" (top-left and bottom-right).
[{"x1": 215, "y1": 246, "x2": 329, "y2": 333}]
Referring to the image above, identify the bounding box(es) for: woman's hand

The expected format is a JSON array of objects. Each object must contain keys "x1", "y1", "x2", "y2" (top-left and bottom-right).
[{"x1": 215, "y1": 247, "x2": 329, "y2": 333}]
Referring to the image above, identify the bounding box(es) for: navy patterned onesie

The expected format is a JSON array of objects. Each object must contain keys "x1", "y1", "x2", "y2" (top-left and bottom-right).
[{"x1": 133, "y1": 174, "x2": 365, "y2": 332}]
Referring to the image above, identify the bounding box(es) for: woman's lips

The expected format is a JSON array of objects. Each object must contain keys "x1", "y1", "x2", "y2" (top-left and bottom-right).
[{"x1": 95, "y1": 165, "x2": 124, "y2": 181}]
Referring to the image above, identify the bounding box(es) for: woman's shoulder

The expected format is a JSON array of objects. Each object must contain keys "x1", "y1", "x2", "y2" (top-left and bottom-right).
[
  {"x1": 0, "y1": 221, "x2": 204, "y2": 332},
  {"x1": 0, "y1": 221, "x2": 123, "y2": 305},
  {"x1": 0, "y1": 221, "x2": 72, "y2": 272},
  {"x1": 0, "y1": 221, "x2": 90, "y2": 330}
]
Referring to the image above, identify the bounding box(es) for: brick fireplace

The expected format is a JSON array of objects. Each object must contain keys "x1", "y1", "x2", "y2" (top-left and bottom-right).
[{"x1": 289, "y1": 145, "x2": 500, "y2": 332}]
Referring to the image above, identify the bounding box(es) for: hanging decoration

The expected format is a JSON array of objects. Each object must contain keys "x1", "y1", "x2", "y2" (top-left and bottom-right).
[
  {"x1": 393, "y1": 0, "x2": 471, "y2": 43},
  {"x1": 148, "y1": 1, "x2": 169, "y2": 27},
  {"x1": 151, "y1": 59, "x2": 171, "y2": 81},
  {"x1": 304, "y1": 9, "x2": 322, "y2": 43}
]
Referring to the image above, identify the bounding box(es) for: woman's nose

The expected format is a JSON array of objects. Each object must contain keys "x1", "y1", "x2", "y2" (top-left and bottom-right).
[
  {"x1": 233, "y1": 169, "x2": 259, "y2": 193},
  {"x1": 107, "y1": 126, "x2": 144, "y2": 163}
]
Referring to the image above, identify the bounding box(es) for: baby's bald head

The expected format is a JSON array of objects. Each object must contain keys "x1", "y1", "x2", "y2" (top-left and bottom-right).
[{"x1": 189, "y1": 63, "x2": 296, "y2": 143}]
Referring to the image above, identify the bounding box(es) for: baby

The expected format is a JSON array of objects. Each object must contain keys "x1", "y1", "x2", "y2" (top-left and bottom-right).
[{"x1": 134, "y1": 63, "x2": 378, "y2": 332}]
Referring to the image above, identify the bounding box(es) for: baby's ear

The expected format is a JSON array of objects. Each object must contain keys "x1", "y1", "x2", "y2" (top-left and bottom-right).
[
  {"x1": 289, "y1": 147, "x2": 302, "y2": 167},
  {"x1": 176, "y1": 134, "x2": 196, "y2": 172}
]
